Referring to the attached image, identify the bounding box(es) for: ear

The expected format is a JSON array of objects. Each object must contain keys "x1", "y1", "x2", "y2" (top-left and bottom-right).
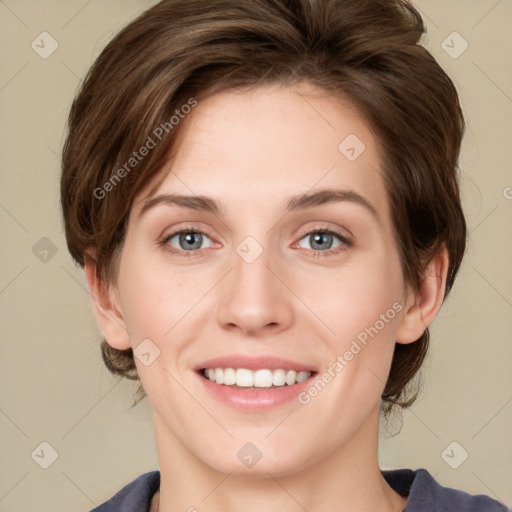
[
  {"x1": 396, "y1": 246, "x2": 449, "y2": 344},
  {"x1": 83, "y1": 249, "x2": 131, "y2": 350}
]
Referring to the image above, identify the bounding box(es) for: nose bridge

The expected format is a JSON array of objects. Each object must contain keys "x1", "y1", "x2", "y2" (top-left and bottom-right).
[
  {"x1": 230, "y1": 214, "x2": 279, "y2": 291},
  {"x1": 216, "y1": 230, "x2": 293, "y2": 334},
  {"x1": 231, "y1": 233, "x2": 278, "y2": 304},
  {"x1": 239, "y1": 238, "x2": 271, "y2": 280}
]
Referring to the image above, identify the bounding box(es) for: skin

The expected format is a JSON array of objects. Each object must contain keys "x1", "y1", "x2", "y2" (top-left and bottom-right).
[{"x1": 85, "y1": 82, "x2": 448, "y2": 512}]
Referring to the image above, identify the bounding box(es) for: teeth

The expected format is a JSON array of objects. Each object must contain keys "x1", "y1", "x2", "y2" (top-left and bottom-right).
[
  {"x1": 285, "y1": 370, "x2": 297, "y2": 385},
  {"x1": 223, "y1": 367, "x2": 236, "y2": 385},
  {"x1": 296, "y1": 371, "x2": 310, "y2": 383},
  {"x1": 203, "y1": 368, "x2": 312, "y2": 387},
  {"x1": 272, "y1": 369, "x2": 286, "y2": 386},
  {"x1": 214, "y1": 368, "x2": 224, "y2": 385}
]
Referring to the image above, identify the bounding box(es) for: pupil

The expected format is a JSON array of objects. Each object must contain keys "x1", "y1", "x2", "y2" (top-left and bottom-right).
[
  {"x1": 312, "y1": 233, "x2": 331, "y2": 250},
  {"x1": 182, "y1": 233, "x2": 201, "y2": 249}
]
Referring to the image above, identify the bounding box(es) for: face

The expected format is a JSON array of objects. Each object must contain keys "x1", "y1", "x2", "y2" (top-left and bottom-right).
[{"x1": 109, "y1": 82, "x2": 410, "y2": 476}]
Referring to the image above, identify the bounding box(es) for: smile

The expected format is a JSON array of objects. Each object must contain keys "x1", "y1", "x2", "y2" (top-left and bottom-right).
[
  {"x1": 196, "y1": 366, "x2": 318, "y2": 411},
  {"x1": 202, "y1": 367, "x2": 312, "y2": 388}
]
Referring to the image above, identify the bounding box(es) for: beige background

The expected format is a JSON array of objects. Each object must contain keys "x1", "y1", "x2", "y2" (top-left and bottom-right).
[{"x1": 0, "y1": 0, "x2": 511, "y2": 510}]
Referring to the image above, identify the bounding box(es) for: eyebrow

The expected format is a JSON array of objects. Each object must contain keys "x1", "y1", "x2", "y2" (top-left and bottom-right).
[{"x1": 138, "y1": 188, "x2": 380, "y2": 223}]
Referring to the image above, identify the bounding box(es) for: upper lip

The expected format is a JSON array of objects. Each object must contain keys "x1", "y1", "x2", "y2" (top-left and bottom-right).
[{"x1": 194, "y1": 355, "x2": 317, "y2": 373}]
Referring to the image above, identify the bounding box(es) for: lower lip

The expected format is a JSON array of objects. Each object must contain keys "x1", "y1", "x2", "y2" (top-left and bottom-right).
[{"x1": 196, "y1": 371, "x2": 317, "y2": 412}]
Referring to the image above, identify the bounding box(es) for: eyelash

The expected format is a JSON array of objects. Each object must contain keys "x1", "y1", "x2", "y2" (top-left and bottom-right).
[{"x1": 159, "y1": 224, "x2": 353, "y2": 259}]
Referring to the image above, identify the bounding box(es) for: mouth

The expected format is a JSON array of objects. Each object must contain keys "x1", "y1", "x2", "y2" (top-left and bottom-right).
[
  {"x1": 193, "y1": 355, "x2": 319, "y2": 410},
  {"x1": 194, "y1": 357, "x2": 318, "y2": 411},
  {"x1": 198, "y1": 367, "x2": 316, "y2": 389}
]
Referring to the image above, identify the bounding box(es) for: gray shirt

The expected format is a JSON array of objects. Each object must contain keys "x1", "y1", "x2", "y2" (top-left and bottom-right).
[{"x1": 89, "y1": 468, "x2": 510, "y2": 511}]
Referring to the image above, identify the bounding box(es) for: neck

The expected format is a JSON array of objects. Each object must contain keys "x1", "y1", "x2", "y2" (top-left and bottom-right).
[{"x1": 151, "y1": 407, "x2": 407, "y2": 512}]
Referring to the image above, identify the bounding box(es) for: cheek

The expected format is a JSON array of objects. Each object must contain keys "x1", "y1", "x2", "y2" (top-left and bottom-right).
[
  {"x1": 294, "y1": 249, "x2": 404, "y2": 350},
  {"x1": 118, "y1": 228, "x2": 404, "y2": 359},
  {"x1": 116, "y1": 249, "x2": 190, "y2": 337},
  {"x1": 295, "y1": 260, "x2": 403, "y2": 429}
]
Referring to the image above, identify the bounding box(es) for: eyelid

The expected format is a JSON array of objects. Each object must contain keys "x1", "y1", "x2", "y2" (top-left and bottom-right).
[
  {"x1": 294, "y1": 222, "x2": 352, "y2": 243},
  {"x1": 160, "y1": 222, "x2": 214, "y2": 241},
  {"x1": 160, "y1": 224, "x2": 215, "y2": 245}
]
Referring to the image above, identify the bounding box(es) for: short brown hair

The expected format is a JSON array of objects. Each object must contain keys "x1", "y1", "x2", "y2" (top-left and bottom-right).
[{"x1": 60, "y1": 0, "x2": 466, "y2": 416}]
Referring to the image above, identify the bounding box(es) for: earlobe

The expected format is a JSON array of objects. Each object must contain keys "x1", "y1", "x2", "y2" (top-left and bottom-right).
[
  {"x1": 83, "y1": 250, "x2": 131, "y2": 350},
  {"x1": 396, "y1": 246, "x2": 449, "y2": 344}
]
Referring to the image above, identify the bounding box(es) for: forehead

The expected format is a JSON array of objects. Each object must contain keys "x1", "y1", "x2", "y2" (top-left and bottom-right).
[{"x1": 131, "y1": 82, "x2": 389, "y2": 222}]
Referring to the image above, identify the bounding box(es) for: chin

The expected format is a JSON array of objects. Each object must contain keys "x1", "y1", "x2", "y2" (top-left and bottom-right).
[{"x1": 193, "y1": 439, "x2": 315, "y2": 478}]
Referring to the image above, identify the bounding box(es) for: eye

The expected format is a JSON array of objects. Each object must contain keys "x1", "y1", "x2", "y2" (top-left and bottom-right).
[
  {"x1": 159, "y1": 225, "x2": 352, "y2": 258},
  {"x1": 296, "y1": 228, "x2": 352, "y2": 256},
  {"x1": 161, "y1": 227, "x2": 214, "y2": 256}
]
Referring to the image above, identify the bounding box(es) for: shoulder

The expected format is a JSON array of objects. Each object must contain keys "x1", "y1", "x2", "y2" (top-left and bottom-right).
[
  {"x1": 87, "y1": 467, "x2": 510, "y2": 512},
  {"x1": 381, "y1": 467, "x2": 510, "y2": 512},
  {"x1": 89, "y1": 471, "x2": 160, "y2": 512}
]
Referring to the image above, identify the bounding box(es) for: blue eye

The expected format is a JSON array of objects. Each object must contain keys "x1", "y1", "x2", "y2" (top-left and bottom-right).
[
  {"x1": 299, "y1": 231, "x2": 340, "y2": 250},
  {"x1": 162, "y1": 228, "x2": 213, "y2": 256},
  {"x1": 297, "y1": 229, "x2": 351, "y2": 256},
  {"x1": 160, "y1": 226, "x2": 352, "y2": 258}
]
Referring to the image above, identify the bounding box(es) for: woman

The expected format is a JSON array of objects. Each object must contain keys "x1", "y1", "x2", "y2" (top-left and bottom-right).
[{"x1": 60, "y1": 0, "x2": 509, "y2": 510}]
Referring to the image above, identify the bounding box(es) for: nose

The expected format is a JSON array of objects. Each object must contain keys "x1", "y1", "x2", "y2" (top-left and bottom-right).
[{"x1": 216, "y1": 242, "x2": 294, "y2": 337}]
